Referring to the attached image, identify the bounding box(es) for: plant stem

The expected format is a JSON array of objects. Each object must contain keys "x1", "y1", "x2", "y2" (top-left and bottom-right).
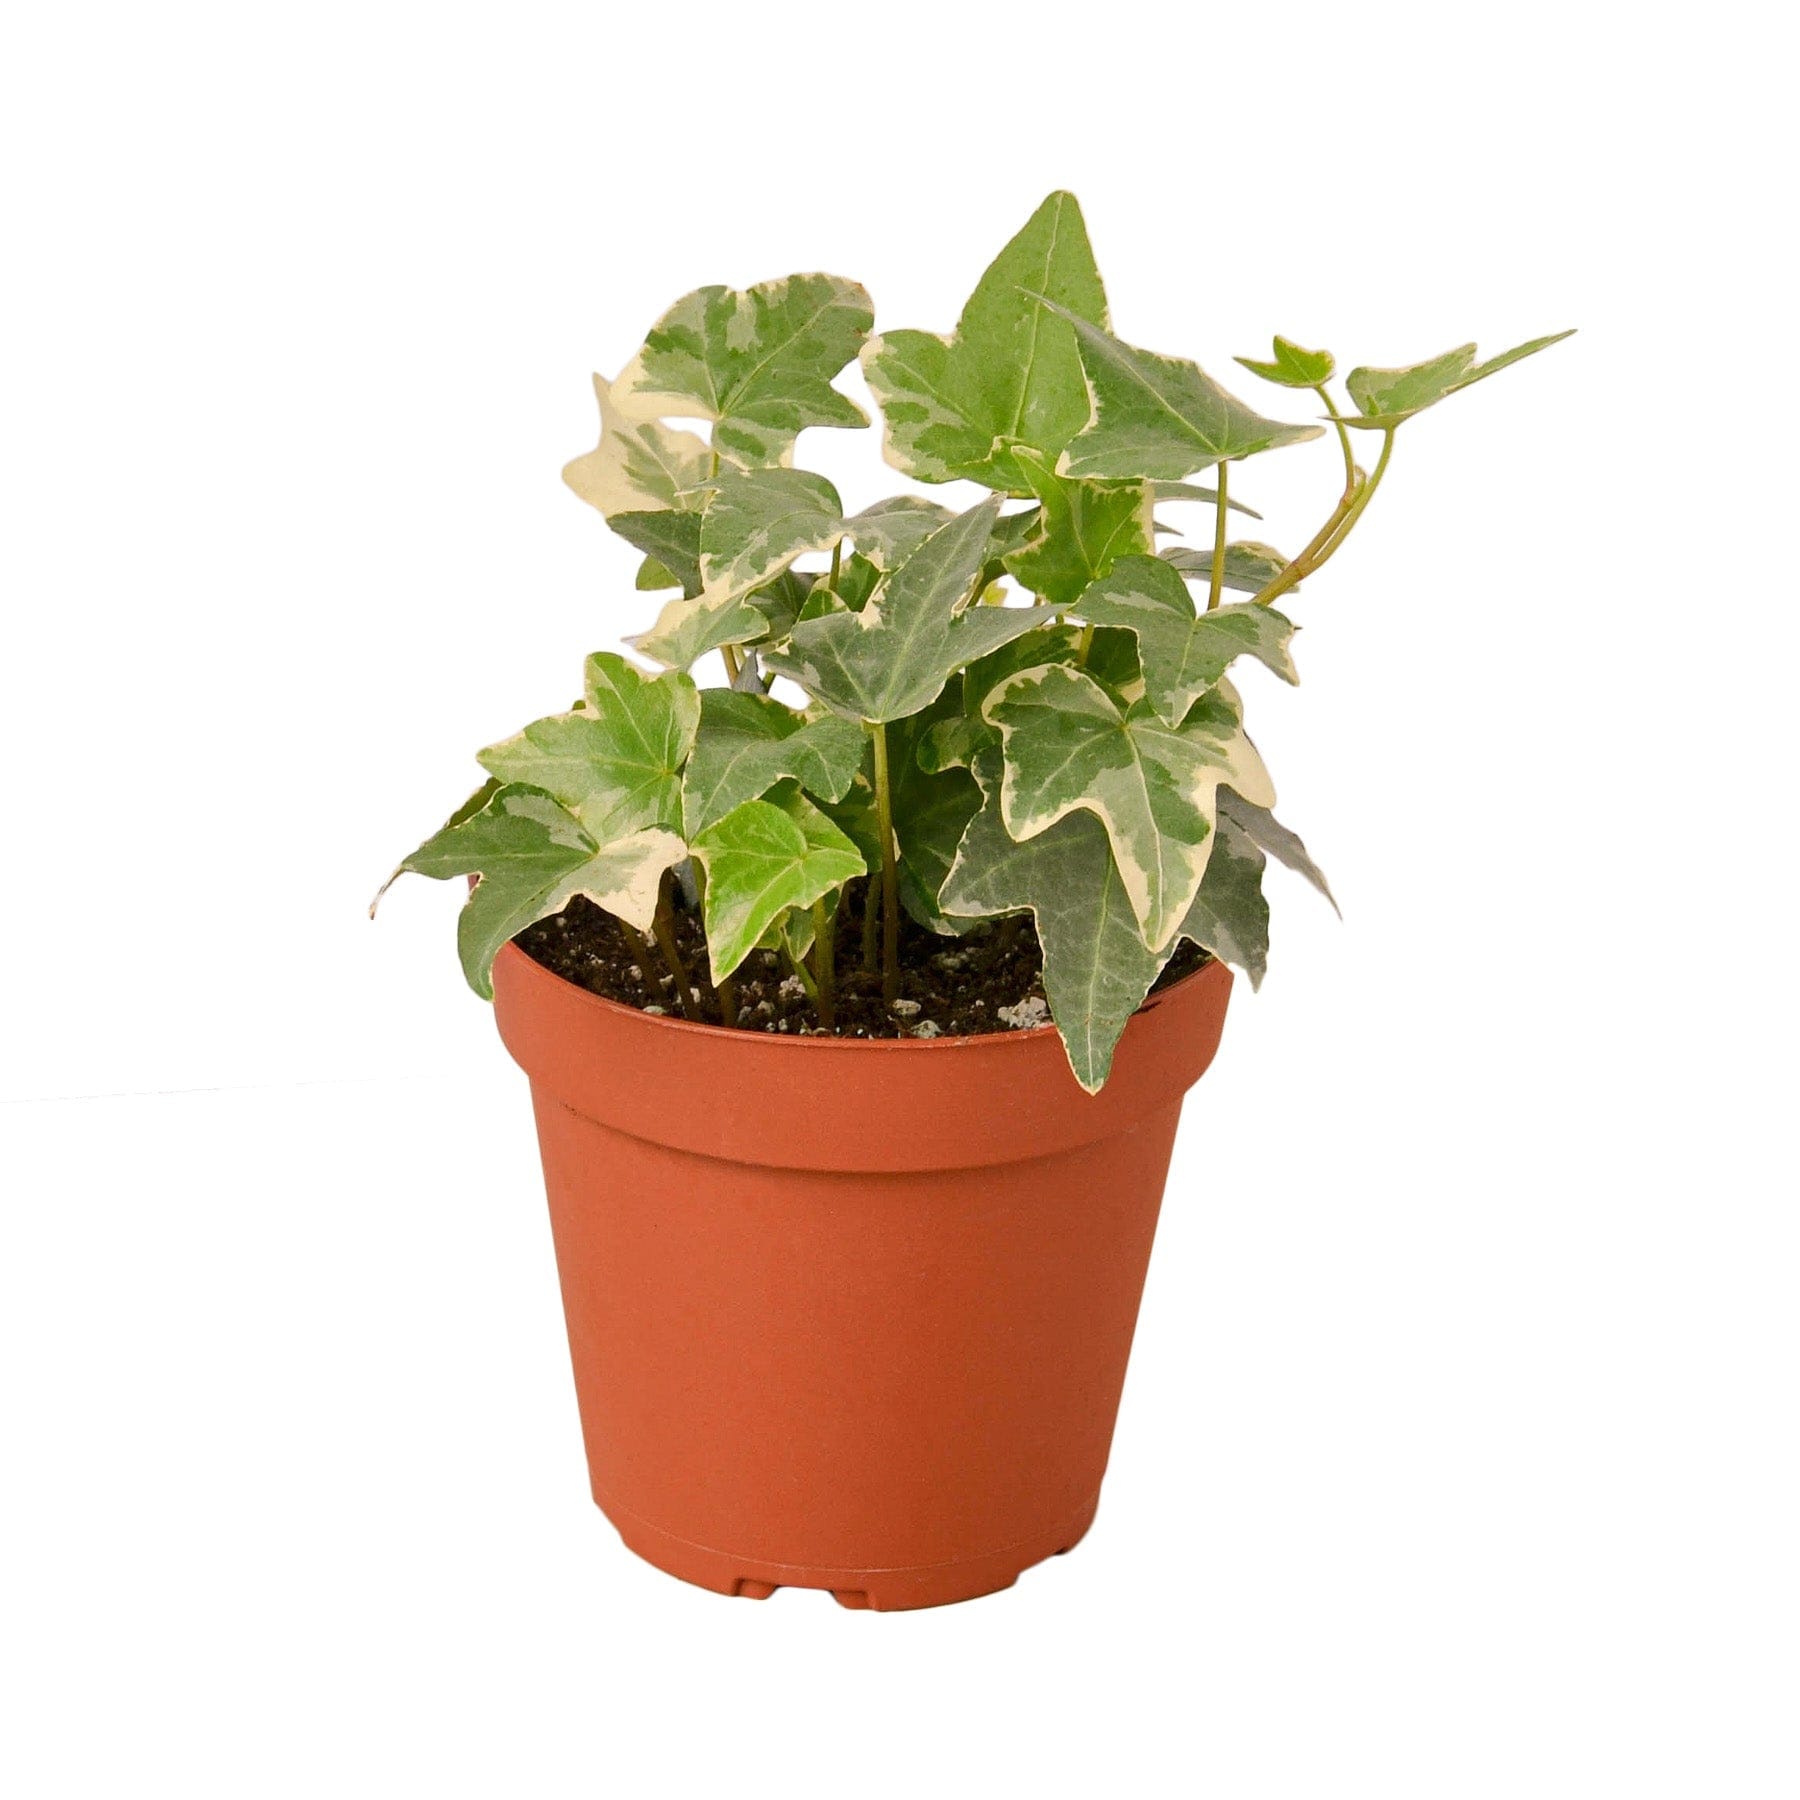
[
  {"x1": 1075, "y1": 621, "x2": 1095, "y2": 667},
  {"x1": 828, "y1": 538, "x2": 842, "y2": 592},
  {"x1": 869, "y1": 720, "x2": 900, "y2": 1004},
  {"x1": 716, "y1": 973, "x2": 738, "y2": 1028},
  {"x1": 650, "y1": 874, "x2": 692, "y2": 1018},
  {"x1": 1318, "y1": 385, "x2": 1357, "y2": 490},
  {"x1": 812, "y1": 896, "x2": 835, "y2": 1031},
  {"x1": 783, "y1": 945, "x2": 819, "y2": 1006},
  {"x1": 721, "y1": 643, "x2": 743, "y2": 684},
  {"x1": 1207, "y1": 461, "x2": 1230, "y2": 612},
  {"x1": 861, "y1": 876, "x2": 879, "y2": 971},
  {"x1": 1252, "y1": 428, "x2": 1395, "y2": 609}
]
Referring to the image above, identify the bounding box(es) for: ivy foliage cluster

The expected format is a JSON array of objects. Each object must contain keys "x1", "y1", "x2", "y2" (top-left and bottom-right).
[{"x1": 378, "y1": 193, "x2": 1568, "y2": 1090}]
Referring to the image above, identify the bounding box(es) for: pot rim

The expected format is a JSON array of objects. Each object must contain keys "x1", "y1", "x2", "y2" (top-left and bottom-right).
[{"x1": 492, "y1": 938, "x2": 1214, "y2": 1057}]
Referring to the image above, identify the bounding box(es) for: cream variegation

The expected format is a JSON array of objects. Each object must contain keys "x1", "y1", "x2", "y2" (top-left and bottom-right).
[
  {"x1": 984, "y1": 665, "x2": 1274, "y2": 952},
  {"x1": 562, "y1": 372, "x2": 714, "y2": 517}
]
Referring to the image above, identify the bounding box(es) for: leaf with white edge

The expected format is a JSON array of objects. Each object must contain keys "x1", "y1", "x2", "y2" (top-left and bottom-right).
[
  {"x1": 612, "y1": 274, "x2": 874, "y2": 467},
  {"x1": 1073, "y1": 556, "x2": 1298, "y2": 726},
  {"x1": 1153, "y1": 480, "x2": 1263, "y2": 520},
  {"x1": 984, "y1": 665, "x2": 1275, "y2": 951},
  {"x1": 681, "y1": 689, "x2": 867, "y2": 838},
  {"x1": 860, "y1": 191, "x2": 1110, "y2": 491},
  {"x1": 1002, "y1": 447, "x2": 1151, "y2": 607},
  {"x1": 1039, "y1": 299, "x2": 1325, "y2": 479},
  {"x1": 1177, "y1": 808, "x2": 1269, "y2": 988},
  {"x1": 1234, "y1": 335, "x2": 1335, "y2": 389},
  {"x1": 697, "y1": 467, "x2": 844, "y2": 597},
  {"x1": 475, "y1": 650, "x2": 698, "y2": 839},
  {"x1": 691, "y1": 790, "x2": 867, "y2": 980},
  {"x1": 562, "y1": 372, "x2": 715, "y2": 516},
  {"x1": 373, "y1": 783, "x2": 684, "y2": 998},
  {"x1": 740, "y1": 568, "x2": 816, "y2": 645},
  {"x1": 1342, "y1": 331, "x2": 1575, "y2": 429},
  {"x1": 1161, "y1": 540, "x2": 1293, "y2": 595},
  {"x1": 844, "y1": 496, "x2": 957, "y2": 567},
  {"x1": 941, "y1": 750, "x2": 1165, "y2": 1093},
  {"x1": 1217, "y1": 789, "x2": 1338, "y2": 915},
  {"x1": 630, "y1": 588, "x2": 772, "y2": 670},
  {"x1": 763, "y1": 497, "x2": 1054, "y2": 724},
  {"x1": 610, "y1": 509, "x2": 704, "y2": 598}
]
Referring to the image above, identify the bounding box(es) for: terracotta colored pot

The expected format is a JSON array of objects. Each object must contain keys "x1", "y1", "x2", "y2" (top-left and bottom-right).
[{"x1": 491, "y1": 941, "x2": 1233, "y2": 1611}]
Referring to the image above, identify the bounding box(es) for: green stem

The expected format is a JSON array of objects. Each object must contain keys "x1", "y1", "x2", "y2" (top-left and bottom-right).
[
  {"x1": 1075, "y1": 622, "x2": 1095, "y2": 667},
  {"x1": 869, "y1": 721, "x2": 900, "y2": 1005},
  {"x1": 1207, "y1": 461, "x2": 1230, "y2": 612},
  {"x1": 783, "y1": 946, "x2": 819, "y2": 1006},
  {"x1": 650, "y1": 874, "x2": 692, "y2": 1019},
  {"x1": 716, "y1": 973, "x2": 738, "y2": 1029},
  {"x1": 1318, "y1": 386, "x2": 1357, "y2": 491},
  {"x1": 828, "y1": 538, "x2": 842, "y2": 592},
  {"x1": 812, "y1": 897, "x2": 835, "y2": 1031},
  {"x1": 1252, "y1": 428, "x2": 1395, "y2": 609},
  {"x1": 721, "y1": 643, "x2": 743, "y2": 684}
]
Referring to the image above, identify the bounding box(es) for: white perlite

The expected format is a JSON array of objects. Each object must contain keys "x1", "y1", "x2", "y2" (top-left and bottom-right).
[
  {"x1": 910, "y1": 1019, "x2": 942, "y2": 1039},
  {"x1": 778, "y1": 975, "x2": 807, "y2": 1002},
  {"x1": 997, "y1": 995, "x2": 1050, "y2": 1030},
  {"x1": 889, "y1": 997, "x2": 922, "y2": 1018}
]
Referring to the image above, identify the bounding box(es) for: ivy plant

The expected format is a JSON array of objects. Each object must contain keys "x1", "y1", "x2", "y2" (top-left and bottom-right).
[{"x1": 377, "y1": 191, "x2": 1569, "y2": 1092}]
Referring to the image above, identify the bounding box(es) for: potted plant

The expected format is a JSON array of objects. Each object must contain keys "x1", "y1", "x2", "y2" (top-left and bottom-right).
[{"x1": 376, "y1": 191, "x2": 1569, "y2": 1610}]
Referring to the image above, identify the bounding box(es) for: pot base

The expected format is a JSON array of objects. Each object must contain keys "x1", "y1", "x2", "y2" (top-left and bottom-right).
[{"x1": 596, "y1": 1487, "x2": 1100, "y2": 1612}]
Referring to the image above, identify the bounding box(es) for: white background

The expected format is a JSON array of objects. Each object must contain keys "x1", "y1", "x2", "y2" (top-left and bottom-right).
[{"x1": 3, "y1": 3, "x2": 1794, "y2": 1794}]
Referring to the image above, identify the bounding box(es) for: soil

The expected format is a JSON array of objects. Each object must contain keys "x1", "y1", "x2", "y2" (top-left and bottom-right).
[{"x1": 513, "y1": 880, "x2": 1211, "y2": 1039}]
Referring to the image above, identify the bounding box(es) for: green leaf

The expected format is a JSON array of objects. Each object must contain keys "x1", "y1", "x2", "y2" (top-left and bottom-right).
[
  {"x1": 635, "y1": 555, "x2": 680, "y2": 592},
  {"x1": 692, "y1": 790, "x2": 867, "y2": 980},
  {"x1": 612, "y1": 274, "x2": 874, "y2": 467},
  {"x1": 562, "y1": 372, "x2": 714, "y2": 516},
  {"x1": 1233, "y1": 335, "x2": 1335, "y2": 389},
  {"x1": 1002, "y1": 447, "x2": 1151, "y2": 607},
  {"x1": 1177, "y1": 808, "x2": 1269, "y2": 988},
  {"x1": 1038, "y1": 299, "x2": 1325, "y2": 479},
  {"x1": 375, "y1": 783, "x2": 684, "y2": 998},
  {"x1": 1342, "y1": 330, "x2": 1575, "y2": 429},
  {"x1": 940, "y1": 751, "x2": 1165, "y2": 1093},
  {"x1": 763, "y1": 497, "x2": 1054, "y2": 724},
  {"x1": 887, "y1": 691, "x2": 984, "y2": 934},
  {"x1": 1153, "y1": 479, "x2": 1263, "y2": 520},
  {"x1": 860, "y1": 191, "x2": 1110, "y2": 491},
  {"x1": 1217, "y1": 789, "x2": 1338, "y2": 915},
  {"x1": 681, "y1": 688, "x2": 867, "y2": 838},
  {"x1": 475, "y1": 651, "x2": 698, "y2": 840},
  {"x1": 984, "y1": 665, "x2": 1274, "y2": 951},
  {"x1": 1073, "y1": 555, "x2": 1298, "y2": 726},
  {"x1": 1161, "y1": 540, "x2": 1293, "y2": 596},
  {"x1": 844, "y1": 496, "x2": 958, "y2": 567},
  {"x1": 697, "y1": 466, "x2": 844, "y2": 597},
  {"x1": 609, "y1": 509, "x2": 704, "y2": 598}
]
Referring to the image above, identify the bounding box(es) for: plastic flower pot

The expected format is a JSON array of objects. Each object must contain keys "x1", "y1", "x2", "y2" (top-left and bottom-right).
[{"x1": 491, "y1": 941, "x2": 1233, "y2": 1611}]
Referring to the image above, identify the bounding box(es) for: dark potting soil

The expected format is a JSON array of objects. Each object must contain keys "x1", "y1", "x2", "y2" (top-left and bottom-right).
[{"x1": 513, "y1": 881, "x2": 1210, "y2": 1039}]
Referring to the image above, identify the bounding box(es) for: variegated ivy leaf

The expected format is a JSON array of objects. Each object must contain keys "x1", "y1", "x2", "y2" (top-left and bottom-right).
[
  {"x1": 697, "y1": 467, "x2": 844, "y2": 597},
  {"x1": 562, "y1": 372, "x2": 715, "y2": 517},
  {"x1": 609, "y1": 509, "x2": 704, "y2": 599},
  {"x1": 691, "y1": 789, "x2": 867, "y2": 981},
  {"x1": 844, "y1": 496, "x2": 957, "y2": 568},
  {"x1": 763, "y1": 497, "x2": 1053, "y2": 725},
  {"x1": 1153, "y1": 479, "x2": 1263, "y2": 519},
  {"x1": 372, "y1": 782, "x2": 684, "y2": 998},
  {"x1": 1073, "y1": 556, "x2": 1298, "y2": 727},
  {"x1": 1342, "y1": 331, "x2": 1574, "y2": 429},
  {"x1": 680, "y1": 689, "x2": 867, "y2": 838},
  {"x1": 611, "y1": 274, "x2": 874, "y2": 467},
  {"x1": 1002, "y1": 447, "x2": 1151, "y2": 607},
  {"x1": 1177, "y1": 807, "x2": 1270, "y2": 988},
  {"x1": 984, "y1": 665, "x2": 1275, "y2": 952},
  {"x1": 941, "y1": 749, "x2": 1165, "y2": 1093},
  {"x1": 1233, "y1": 336, "x2": 1335, "y2": 389},
  {"x1": 861, "y1": 190, "x2": 1110, "y2": 492},
  {"x1": 1217, "y1": 789, "x2": 1338, "y2": 915},
  {"x1": 917, "y1": 623, "x2": 1083, "y2": 773},
  {"x1": 631, "y1": 588, "x2": 774, "y2": 670},
  {"x1": 476, "y1": 651, "x2": 698, "y2": 841},
  {"x1": 1161, "y1": 540, "x2": 1293, "y2": 596},
  {"x1": 635, "y1": 556, "x2": 680, "y2": 592},
  {"x1": 1037, "y1": 298, "x2": 1324, "y2": 479}
]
